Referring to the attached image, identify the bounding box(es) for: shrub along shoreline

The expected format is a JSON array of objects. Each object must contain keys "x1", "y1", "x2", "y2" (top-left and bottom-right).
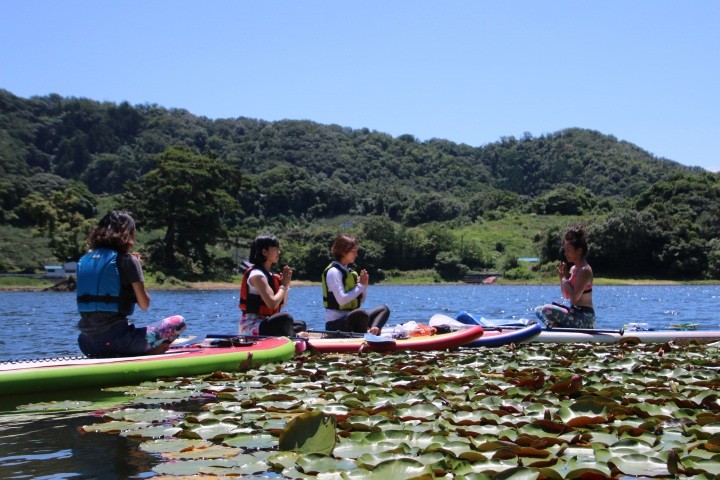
[{"x1": 1, "y1": 274, "x2": 716, "y2": 293}]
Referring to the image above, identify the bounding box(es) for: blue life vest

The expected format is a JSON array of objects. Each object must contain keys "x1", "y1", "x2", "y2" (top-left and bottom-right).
[{"x1": 76, "y1": 248, "x2": 135, "y2": 315}]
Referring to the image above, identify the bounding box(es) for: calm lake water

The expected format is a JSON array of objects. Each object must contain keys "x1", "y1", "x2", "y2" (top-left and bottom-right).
[
  {"x1": 1, "y1": 284, "x2": 720, "y2": 361},
  {"x1": 1, "y1": 284, "x2": 719, "y2": 479}
]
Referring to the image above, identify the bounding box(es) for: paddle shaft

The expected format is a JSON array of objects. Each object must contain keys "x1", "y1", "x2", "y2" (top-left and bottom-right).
[
  {"x1": 546, "y1": 327, "x2": 624, "y2": 335},
  {"x1": 205, "y1": 333, "x2": 310, "y2": 343},
  {"x1": 435, "y1": 321, "x2": 624, "y2": 336},
  {"x1": 453, "y1": 311, "x2": 623, "y2": 335},
  {"x1": 205, "y1": 330, "x2": 366, "y2": 342}
]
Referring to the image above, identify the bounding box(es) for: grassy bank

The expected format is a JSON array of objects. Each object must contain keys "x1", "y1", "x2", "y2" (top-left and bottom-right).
[
  {"x1": 0, "y1": 277, "x2": 57, "y2": 290},
  {"x1": 2, "y1": 271, "x2": 716, "y2": 292}
]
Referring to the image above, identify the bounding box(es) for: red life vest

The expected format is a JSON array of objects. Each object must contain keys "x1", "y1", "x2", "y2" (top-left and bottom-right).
[{"x1": 239, "y1": 265, "x2": 282, "y2": 316}]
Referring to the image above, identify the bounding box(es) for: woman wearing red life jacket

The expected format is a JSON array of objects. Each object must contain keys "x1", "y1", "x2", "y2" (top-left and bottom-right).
[{"x1": 239, "y1": 234, "x2": 306, "y2": 337}]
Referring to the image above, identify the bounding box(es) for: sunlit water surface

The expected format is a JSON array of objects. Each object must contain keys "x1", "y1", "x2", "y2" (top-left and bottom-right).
[{"x1": 1, "y1": 284, "x2": 719, "y2": 478}]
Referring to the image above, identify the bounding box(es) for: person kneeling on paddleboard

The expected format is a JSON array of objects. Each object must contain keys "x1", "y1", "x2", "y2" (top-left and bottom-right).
[
  {"x1": 239, "y1": 234, "x2": 308, "y2": 338},
  {"x1": 77, "y1": 210, "x2": 186, "y2": 357},
  {"x1": 322, "y1": 233, "x2": 390, "y2": 335},
  {"x1": 535, "y1": 226, "x2": 595, "y2": 329}
]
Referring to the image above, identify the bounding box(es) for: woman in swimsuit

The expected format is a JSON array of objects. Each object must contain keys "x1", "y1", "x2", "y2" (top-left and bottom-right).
[{"x1": 535, "y1": 226, "x2": 595, "y2": 328}]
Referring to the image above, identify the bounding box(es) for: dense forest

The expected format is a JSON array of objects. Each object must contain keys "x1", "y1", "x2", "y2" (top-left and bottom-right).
[{"x1": 1, "y1": 88, "x2": 719, "y2": 281}]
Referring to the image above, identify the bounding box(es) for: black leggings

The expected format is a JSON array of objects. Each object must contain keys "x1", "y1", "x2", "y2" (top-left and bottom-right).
[
  {"x1": 325, "y1": 305, "x2": 391, "y2": 333},
  {"x1": 258, "y1": 313, "x2": 306, "y2": 337}
]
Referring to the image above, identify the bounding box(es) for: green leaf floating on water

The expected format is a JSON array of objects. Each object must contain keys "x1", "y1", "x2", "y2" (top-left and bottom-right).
[
  {"x1": 343, "y1": 458, "x2": 434, "y2": 480},
  {"x1": 62, "y1": 341, "x2": 720, "y2": 478},
  {"x1": 278, "y1": 408, "x2": 337, "y2": 454}
]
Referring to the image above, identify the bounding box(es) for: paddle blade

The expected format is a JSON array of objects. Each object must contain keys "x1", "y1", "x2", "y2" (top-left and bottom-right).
[
  {"x1": 429, "y1": 314, "x2": 472, "y2": 330},
  {"x1": 457, "y1": 311, "x2": 481, "y2": 325},
  {"x1": 363, "y1": 333, "x2": 396, "y2": 352}
]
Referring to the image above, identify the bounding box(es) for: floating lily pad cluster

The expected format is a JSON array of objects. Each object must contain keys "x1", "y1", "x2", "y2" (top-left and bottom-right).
[{"x1": 81, "y1": 341, "x2": 720, "y2": 478}]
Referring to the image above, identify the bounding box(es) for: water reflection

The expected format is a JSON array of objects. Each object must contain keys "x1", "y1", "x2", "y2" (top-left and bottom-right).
[{"x1": 0, "y1": 413, "x2": 156, "y2": 479}]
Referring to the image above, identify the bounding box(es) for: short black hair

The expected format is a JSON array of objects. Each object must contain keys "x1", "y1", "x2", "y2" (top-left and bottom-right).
[{"x1": 249, "y1": 234, "x2": 280, "y2": 264}]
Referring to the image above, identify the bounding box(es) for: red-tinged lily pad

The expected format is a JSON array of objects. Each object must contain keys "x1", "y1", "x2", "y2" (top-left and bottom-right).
[
  {"x1": 567, "y1": 415, "x2": 608, "y2": 428},
  {"x1": 702, "y1": 433, "x2": 720, "y2": 452}
]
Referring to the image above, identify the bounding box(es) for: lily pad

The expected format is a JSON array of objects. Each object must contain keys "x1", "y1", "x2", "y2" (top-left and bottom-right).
[{"x1": 278, "y1": 409, "x2": 337, "y2": 454}]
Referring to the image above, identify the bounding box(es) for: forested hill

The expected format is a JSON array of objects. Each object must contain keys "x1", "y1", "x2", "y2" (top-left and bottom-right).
[
  {"x1": 0, "y1": 88, "x2": 700, "y2": 207},
  {"x1": 2, "y1": 88, "x2": 718, "y2": 281}
]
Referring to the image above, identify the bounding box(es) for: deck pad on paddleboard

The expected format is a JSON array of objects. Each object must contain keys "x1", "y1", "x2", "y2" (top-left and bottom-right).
[
  {"x1": 307, "y1": 325, "x2": 484, "y2": 353},
  {"x1": 429, "y1": 314, "x2": 542, "y2": 347},
  {"x1": 438, "y1": 313, "x2": 720, "y2": 345}
]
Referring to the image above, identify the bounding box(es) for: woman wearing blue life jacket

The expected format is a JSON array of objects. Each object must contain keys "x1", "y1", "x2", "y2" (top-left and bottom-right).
[
  {"x1": 322, "y1": 233, "x2": 390, "y2": 335},
  {"x1": 535, "y1": 226, "x2": 595, "y2": 328},
  {"x1": 76, "y1": 210, "x2": 186, "y2": 357},
  {"x1": 239, "y1": 234, "x2": 307, "y2": 338}
]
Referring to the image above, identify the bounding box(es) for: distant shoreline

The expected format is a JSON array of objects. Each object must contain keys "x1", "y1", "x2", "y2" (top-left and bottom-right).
[{"x1": 1, "y1": 278, "x2": 716, "y2": 292}]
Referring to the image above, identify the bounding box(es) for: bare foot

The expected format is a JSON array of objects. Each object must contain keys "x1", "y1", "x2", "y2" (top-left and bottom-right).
[
  {"x1": 146, "y1": 341, "x2": 171, "y2": 355},
  {"x1": 297, "y1": 331, "x2": 310, "y2": 339},
  {"x1": 368, "y1": 327, "x2": 380, "y2": 335}
]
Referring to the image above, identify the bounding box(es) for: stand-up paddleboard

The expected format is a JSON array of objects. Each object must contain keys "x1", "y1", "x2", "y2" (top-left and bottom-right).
[
  {"x1": 429, "y1": 315, "x2": 543, "y2": 347},
  {"x1": 531, "y1": 329, "x2": 720, "y2": 344},
  {"x1": 454, "y1": 312, "x2": 720, "y2": 345},
  {"x1": 0, "y1": 337, "x2": 297, "y2": 397},
  {"x1": 305, "y1": 325, "x2": 484, "y2": 353}
]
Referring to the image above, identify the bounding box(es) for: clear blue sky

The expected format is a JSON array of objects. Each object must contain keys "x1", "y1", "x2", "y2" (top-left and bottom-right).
[{"x1": 2, "y1": 1, "x2": 718, "y2": 171}]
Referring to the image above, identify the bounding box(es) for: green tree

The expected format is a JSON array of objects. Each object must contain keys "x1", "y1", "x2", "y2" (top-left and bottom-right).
[
  {"x1": 402, "y1": 193, "x2": 465, "y2": 226},
  {"x1": 588, "y1": 210, "x2": 661, "y2": 277},
  {"x1": 534, "y1": 183, "x2": 595, "y2": 215},
  {"x1": 434, "y1": 251, "x2": 468, "y2": 281},
  {"x1": 125, "y1": 147, "x2": 242, "y2": 274},
  {"x1": 15, "y1": 180, "x2": 97, "y2": 262}
]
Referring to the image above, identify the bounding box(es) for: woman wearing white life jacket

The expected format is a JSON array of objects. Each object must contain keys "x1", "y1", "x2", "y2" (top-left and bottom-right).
[{"x1": 322, "y1": 233, "x2": 390, "y2": 335}]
